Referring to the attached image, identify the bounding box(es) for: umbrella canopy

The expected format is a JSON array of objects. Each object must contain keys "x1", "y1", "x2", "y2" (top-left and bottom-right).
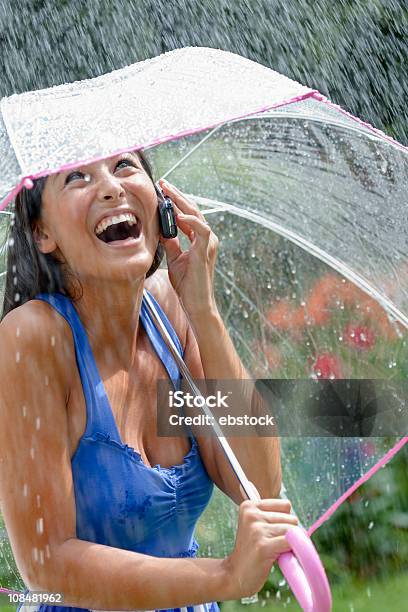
[
  {"x1": 0, "y1": 47, "x2": 407, "y2": 594},
  {"x1": 0, "y1": 47, "x2": 313, "y2": 209}
]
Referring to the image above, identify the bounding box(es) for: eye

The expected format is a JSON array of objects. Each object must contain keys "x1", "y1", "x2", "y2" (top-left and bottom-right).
[
  {"x1": 64, "y1": 170, "x2": 87, "y2": 185},
  {"x1": 115, "y1": 157, "x2": 140, "y2": 172}
]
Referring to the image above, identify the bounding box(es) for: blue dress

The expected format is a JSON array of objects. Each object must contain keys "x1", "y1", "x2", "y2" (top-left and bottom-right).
[{"x1": 16, "y1": 289, "x2": 219, "y2": 612}]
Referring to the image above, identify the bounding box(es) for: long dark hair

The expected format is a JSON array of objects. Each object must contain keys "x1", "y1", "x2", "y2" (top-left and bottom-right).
[{"x1": 1, "y1": 151, "x2": 164, "y2": 320}]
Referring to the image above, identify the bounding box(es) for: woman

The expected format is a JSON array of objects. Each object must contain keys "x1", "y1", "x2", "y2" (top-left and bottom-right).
[{"x1": 0, "y1": 150, "x2": 297, "y2": 611}]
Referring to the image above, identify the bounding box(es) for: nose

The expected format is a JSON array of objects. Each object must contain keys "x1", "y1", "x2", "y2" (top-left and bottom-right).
[{"x1": 97, "y1": 173, "x2": 125, "y2": 201}]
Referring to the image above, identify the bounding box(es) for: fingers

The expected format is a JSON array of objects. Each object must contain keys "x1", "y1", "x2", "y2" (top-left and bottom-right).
[
  {"x1": 256, "y1": 498, "x2": 293, "y2": 513},
  {"x1": 176, "y1": 213, "x2": 212, "y2": 247},
  {"x1": 262, "y1": 512, "x2": 298, "y2": 525},
  {"x1": 159, "y1": 234, "x2": 182, "y2": 265},
  {"x1": 159, "y1": 179, "x2": 207, "y2": 223},
  {"x1": 265, "y1": 535, "x2": 292, "y2": 557},
  {"x1": 265, "y1": 523, "x2": 296, "y2": 538}
]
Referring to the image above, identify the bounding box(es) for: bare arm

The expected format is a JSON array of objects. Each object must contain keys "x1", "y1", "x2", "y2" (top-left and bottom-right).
[
  {"x1": 149, "y1": 270, "x2": 282, "y2": 504},
  {"x1": 0, "y1": 302, "x2": 232, "y2": 610},
  {"x1": 184, "y1": 307, "x2": 282, "y2": 504}
]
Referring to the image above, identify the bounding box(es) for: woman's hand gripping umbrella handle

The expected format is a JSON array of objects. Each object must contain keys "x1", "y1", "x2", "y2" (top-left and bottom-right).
[
  {"x1": 143, "y1": 290, "x2": 332, "y2": 612},
  {"x1": 241, "y1": 481, "x2": 332, "y2": 612}
]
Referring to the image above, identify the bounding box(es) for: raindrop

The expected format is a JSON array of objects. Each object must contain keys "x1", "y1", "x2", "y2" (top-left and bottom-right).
[
  {"x1": 36, "y1": 495, "x2": 41, "y2": 508},
  {"x1": 276, "y1": 590, "x2": 281, "y2": 600},
  {"x1": 367, "y1": 587, "x2": 371, "y2": 598},
  {"x1": 315, "y1": 475, "x2": 321, "y2": 483},
  {"x1": 14, "y1": 292, "x2": 20, "y2": 302},
  {"x1": 23, "y1": 483, "x2": 28, "y2": 497},
  {"x1": 15, "y1": 352, "x2": 20, "y2": 363},
  {"x1": 44, "y1": 376, "x2": 49, "y2": 386},
  {"x1": 251, "y1": 252, "x2": 256, "y2": 258},
  {"x1": 30, "y1": 447, "x2": 35, "y2": 460},
  {"x1": 368, "y1": 521, "x2": 374, "y2": 530},
  {"x1": 36, "y1": 518, "x2": 44, "y2": 535},
  {"x1": 45, "y1": 544, "x2": 51, "y2": 559},
  {"x1": 51, "y1": 335, "x2": 56, "y2": 347},
  {"x1": 242, "y1": 310, "x2": 249, "y2": 319},
  {"x1": 8, "y1": 237, "x2": 14, "y2": 247},
  {"x1": 279, "y1": 579, "x2": 286, "y2": 587},
  {"x1": 32, "y1": 547, "x2": 38, "y2": 563},
  {"x1": 39, "y1": 549, "x2": 45, "y2": 565},
  {"x1": 22, "y1": 405, "x2": 27, "y2": 417},
  {"x1": 16, "y1": 327, "x2": 20, "y2": 337},
  {"x1": 36, "y1": 417, "x2": 41, "y2": 430}
]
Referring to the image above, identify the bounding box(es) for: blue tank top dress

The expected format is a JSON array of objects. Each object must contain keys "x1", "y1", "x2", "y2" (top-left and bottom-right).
[{"x1": 16, "y1": 290, "x2": 219, "y2": 612}]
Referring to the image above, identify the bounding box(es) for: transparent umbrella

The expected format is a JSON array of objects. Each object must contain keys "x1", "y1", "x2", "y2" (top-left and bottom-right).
[{"x1": 0, "y1": 47, "x2": 407, "y2": 609}]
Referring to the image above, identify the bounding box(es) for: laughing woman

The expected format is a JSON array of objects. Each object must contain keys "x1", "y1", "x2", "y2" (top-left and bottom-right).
[{"x1": 0, "y1": 150, "x2": 296, "y2": 612}]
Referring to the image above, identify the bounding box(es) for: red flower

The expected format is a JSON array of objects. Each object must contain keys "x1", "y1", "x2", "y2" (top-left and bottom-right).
[
  {"x1": 312, "y1": 352, "x2": 343, "y2": 379},
  {"x1": 344, "y1": 324, "x2": 376, "y2": 350}
]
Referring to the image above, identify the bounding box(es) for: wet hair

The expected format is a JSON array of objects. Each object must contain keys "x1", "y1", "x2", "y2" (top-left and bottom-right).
[{"x1": 1, "y1": 150, "x2": 164, "y2": 320}]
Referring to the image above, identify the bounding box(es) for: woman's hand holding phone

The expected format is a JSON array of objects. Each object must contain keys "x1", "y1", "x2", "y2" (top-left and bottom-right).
[{"x1": 158, "y1": 179, "x2": 219, "y2": 319}]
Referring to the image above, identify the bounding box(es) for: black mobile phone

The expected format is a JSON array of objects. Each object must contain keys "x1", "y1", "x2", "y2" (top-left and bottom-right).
[{"x1": 159, "y1": 193, "x2": 178, "y2": 239}]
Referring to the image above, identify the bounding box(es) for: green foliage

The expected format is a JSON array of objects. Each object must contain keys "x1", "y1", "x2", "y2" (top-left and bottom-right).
[
  {"x1": 312, "y1": 443, "x2": 408, "y2": 582},
  {"x1": 225, "y1": 444, "x2": 408, "y2": 608}
]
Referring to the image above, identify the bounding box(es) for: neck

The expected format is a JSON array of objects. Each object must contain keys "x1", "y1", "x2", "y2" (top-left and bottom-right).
[{"x1": 71, "y1": 276, "x2": 146, "y2": 372}]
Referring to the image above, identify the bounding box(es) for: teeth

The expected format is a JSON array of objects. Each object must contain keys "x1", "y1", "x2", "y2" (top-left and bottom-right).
[{"x1": 95, "y1": 213, "x2": 137, "y2": 236}]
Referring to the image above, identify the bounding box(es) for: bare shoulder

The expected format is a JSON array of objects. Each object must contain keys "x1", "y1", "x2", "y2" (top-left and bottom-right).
[
  {"x1": 144, "y1": 269, "x2": 188, "y2": 350},
  {"x1": 0, "y1": 300, "x2": 78, "y2": 588},
  {"x1": 0, "y1": 299, "x2": 74, "y2": 398}
]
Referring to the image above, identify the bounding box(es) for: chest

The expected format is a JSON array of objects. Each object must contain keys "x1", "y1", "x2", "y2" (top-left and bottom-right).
[{"x1": 66, "y1": 340, "x2": 190, "y2": 468}]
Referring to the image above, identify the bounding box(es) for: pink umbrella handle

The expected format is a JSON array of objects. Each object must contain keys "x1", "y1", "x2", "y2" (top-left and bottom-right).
[{"x1": 277, "y1": 526, "x2": 332, "y2": 612}]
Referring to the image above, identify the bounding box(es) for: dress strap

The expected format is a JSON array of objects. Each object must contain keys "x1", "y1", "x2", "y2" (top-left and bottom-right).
[
  {"x1": 140, "y1": 288, "x2": 184, "y2": 391},
  {"x1": 33, "y1": 292, "x2": 117, "y2": 438}
]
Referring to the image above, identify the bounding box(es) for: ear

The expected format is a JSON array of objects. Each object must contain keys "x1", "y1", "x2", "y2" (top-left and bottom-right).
[{"x1": 32, "y1": 221, "x2": 57, "y2": 254}]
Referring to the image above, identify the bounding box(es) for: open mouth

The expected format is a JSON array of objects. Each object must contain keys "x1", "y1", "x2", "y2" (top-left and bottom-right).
[{"x1": 95, "y1": 216, "x2": 141, "y2": 244}]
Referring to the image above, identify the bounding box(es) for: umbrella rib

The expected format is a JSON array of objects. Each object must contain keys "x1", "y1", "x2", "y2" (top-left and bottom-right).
[
  {"x1": 192, "y1": 195, "x2": 408, "y2": 330},
  {"x1": 158, "y1": 125, "x2": 222, "y2": 180}
]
